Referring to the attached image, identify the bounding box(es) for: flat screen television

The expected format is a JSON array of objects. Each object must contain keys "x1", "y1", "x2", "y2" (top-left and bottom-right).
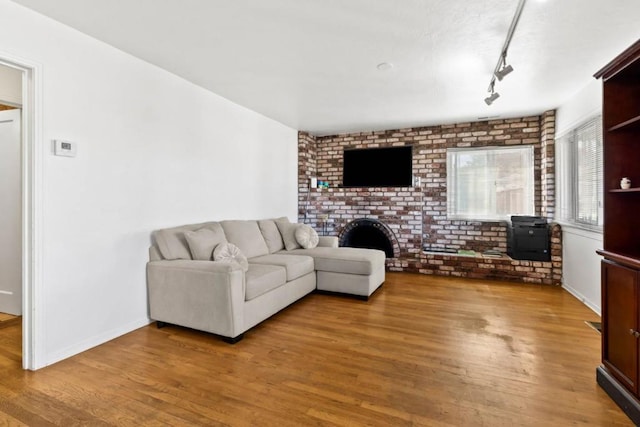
[{"x1": 343, "y1": 146, "x2": 413, "y2": 187}]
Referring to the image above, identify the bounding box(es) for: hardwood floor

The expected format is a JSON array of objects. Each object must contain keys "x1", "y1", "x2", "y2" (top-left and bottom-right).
[
  {"x1": 0, "y1": 273, "x2": 632, "y2": 426},
  {"x1": 0, "y1": 313, "x2": 20, "y2": 330},
  {"x1": 0, "y1": 313, "x2": 16, "y2": 322}
]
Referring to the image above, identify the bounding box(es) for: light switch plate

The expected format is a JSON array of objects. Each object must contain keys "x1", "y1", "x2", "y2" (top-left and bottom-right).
[{"x1": 53, "y1": 140, "x2": 77, "y2": 157}]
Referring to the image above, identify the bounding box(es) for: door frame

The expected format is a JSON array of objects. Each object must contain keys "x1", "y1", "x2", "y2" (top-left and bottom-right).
[{"x1": 0, "y1": 52, "x2": 43, "y2": 370}]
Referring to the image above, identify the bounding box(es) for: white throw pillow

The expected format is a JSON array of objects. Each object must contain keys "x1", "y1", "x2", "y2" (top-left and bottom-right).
[
  {"x1": 295, "y1": 224, "x2": 319, "y2": 249},
  {"x1": 213, "y1": 243, "x2": 249, "y2": 272}
]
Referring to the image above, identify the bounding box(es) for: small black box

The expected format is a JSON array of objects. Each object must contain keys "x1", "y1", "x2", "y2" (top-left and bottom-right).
[{"x1": 507, "y1": 216, "x2": 550, "y2": 261}]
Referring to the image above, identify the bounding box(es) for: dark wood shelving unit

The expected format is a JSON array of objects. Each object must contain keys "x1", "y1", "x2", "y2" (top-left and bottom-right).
[
  {"x1": 609, "y1": 187, "x2": 640, "y2": 193},
  {"x1": 594, "y1": 39, "x2": 640, "y2": 425},
  {"x1": 609, "y1": 114, "x2": 640, "y2": 131}
]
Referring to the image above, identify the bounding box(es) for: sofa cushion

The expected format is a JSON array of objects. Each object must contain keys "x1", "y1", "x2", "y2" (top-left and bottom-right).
[
  {"x1": 258, "y1": 219, "x2": 285, "y2": 253},
  {"x1": 282, "y1": 247, "x2": 386, "y2": 275},
  {"x1": 249, "y1": 254, "x2": 314, "y2": 281},
  {"x1": 220, "y1": 220, "x2": 270, "y2": 259},
  {"x1": 184, "y1": 227, "x2": 227, "y2": 260},
  {"x1": 213, "y1": 243, "x2": 249, "y2": 272},
  {"x1": 295, "y1": 224, "x2": 319, "y2": 249},
  {"x1": 244, "y1": 264, "x2": 287, "y2": 301},
  {"x1": 154, "y1": 222, "x2": 224, "y2": 260},
  {"x1": 275, "y1": 220, "x2": 302, "y2": 251}
]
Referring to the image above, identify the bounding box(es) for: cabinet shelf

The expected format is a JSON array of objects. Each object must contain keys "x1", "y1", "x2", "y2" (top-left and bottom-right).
[
  {"x1": 610, "y1": 187, "x2": 640, "y2": 193},
  {"x1": 609, "y1": 114, "x2": 640, "y2": 132}
]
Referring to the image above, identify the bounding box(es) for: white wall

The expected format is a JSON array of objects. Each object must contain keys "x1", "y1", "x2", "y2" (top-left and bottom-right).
[
  {"x1": 561, "y1": 226, "x2": 603, "y2": 315},
  {"x1": 0, "y1": 0, "x2": 298, "y2": 367},
  {"x1": 555, "y1": 79, "x2": 603, "y2": 314},
  {"x1": 0, "y1": 63, "x2": 21, "y2": 106},
  {"x1": 556, "y1": 79, "x2": 602, "y2": 137}
]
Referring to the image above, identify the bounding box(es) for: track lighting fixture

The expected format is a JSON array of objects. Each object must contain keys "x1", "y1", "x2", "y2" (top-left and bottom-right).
[
  {"x1": 483, "y1": 0, "x2": 526, "y2": 105},
  {"x1": 485, "y1": 91, "x2": 500, "y2": 106},
  {"x1": 495, "y1": 55, "x2": 514, "y2": 81},
  {"x1": 484, "y1": 81, "x2": 500, "y2": 106}
]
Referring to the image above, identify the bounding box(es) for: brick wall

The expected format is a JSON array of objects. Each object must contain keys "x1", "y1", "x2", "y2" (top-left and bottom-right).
[
  {"x1": 298, "y1": 113, "x2": 562, "y2": 285},
  {"x1": 540, "y1": 111, "x2": 556, "y2": 219}
]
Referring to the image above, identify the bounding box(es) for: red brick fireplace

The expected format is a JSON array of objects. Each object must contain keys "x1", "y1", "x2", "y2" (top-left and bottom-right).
[{"x1": 298, "y1": 112, "x2": 562, "y2": 285}]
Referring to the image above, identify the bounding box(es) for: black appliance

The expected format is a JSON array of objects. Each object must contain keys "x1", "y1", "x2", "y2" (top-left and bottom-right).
[{"x1": 507, "y1": 215, "x2": 550, "y2": 261}]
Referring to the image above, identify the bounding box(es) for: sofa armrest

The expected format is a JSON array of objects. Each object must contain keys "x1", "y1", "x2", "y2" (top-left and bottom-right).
[
  {"x1": 318, "y1": 236, "x2": 339, "y2": 248},
  {"x1": 146, "y1": 260, "x2": 245, "y2": 338},
  {"x1": 149, "y1": 245, "x2": 162, "y2": 261}
]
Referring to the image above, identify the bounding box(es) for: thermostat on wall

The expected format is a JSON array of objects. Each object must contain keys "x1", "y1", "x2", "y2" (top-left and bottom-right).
[{"x1": 53, "y1": 139, "x2": 77, "y2": 157}]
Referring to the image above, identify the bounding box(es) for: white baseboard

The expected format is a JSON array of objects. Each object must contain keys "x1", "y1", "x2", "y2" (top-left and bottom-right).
[
  {"x1": 42, "y1": 317, "x2": 152, "y2": 368},
  {"x1": 563, "y1": 283, "x2": 601, "y2": 316}
]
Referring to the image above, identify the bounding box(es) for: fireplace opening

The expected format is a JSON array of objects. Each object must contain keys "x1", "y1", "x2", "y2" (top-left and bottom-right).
[{"x1": 339, "y1": 219, "x2": 396, "y2": 258}]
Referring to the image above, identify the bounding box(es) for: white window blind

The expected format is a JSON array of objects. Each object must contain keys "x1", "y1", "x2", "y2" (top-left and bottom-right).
[
  {"x1": 446, "y1": 146, "x2": 535, "y2": 221},
  {"x1": 555, "y1": 116, "x2": 603, "y2": 228},
  {"x1": 555, "y1": 132, "x2": 573, "y2": 221}
]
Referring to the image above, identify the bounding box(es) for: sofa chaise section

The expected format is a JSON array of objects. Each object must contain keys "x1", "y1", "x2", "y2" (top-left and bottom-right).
[{"x1": 286, "y1": 245, "x2": 386, "y2": 299}]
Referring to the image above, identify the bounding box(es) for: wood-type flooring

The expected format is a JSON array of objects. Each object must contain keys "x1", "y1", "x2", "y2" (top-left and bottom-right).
[
  {"x1": 0, "y1": 313, "x2": 20, "y2": 330},
  {"x1": 0, "y1": 273, "x2": 631, "y2": 425}
]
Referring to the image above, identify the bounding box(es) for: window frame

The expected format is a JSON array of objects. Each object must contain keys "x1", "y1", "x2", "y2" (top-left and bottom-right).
[
  {"x1": 446, "y1": 145, "x2": 536, "y2": 222},
  {"x1": 555, "y1": 116, "x2": 603, "y2": 232}
]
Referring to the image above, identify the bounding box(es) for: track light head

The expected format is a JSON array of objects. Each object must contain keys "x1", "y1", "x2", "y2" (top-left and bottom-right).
[
  {"x1": 484, "y1": 91, "x2": 500, "y2": 106},
  {"x1": 495, "y1": 64, "x2": 514, "y2": 81}
]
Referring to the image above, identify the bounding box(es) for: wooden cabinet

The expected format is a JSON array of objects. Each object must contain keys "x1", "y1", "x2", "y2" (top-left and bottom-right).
[
  {"x1": 595, "y1": 39, "x2": 640, "y2": 424},
  {"x1": 602, "y1": 260, "x2": 639, "y2": 394}
]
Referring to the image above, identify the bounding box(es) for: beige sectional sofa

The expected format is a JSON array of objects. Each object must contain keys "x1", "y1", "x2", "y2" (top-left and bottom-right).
[{"x1": 146, "y1": 218, "x2": 385, "y2": 343}]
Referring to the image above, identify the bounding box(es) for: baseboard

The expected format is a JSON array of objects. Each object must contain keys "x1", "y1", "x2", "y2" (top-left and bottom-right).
[
  {"x1": 44, "y1": 317, "x2": 152, "y2": 368},
  {"x1": 562, "y1": 283, "x2": 601, "y2": 316},
  {"x1": 597, "y1": 365, "x2": 640, "y2": 425}
]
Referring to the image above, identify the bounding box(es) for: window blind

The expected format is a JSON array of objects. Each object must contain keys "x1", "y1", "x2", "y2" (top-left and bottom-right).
[{"x1": 554, "y1": 116, "x2": 603, "y2": 228}]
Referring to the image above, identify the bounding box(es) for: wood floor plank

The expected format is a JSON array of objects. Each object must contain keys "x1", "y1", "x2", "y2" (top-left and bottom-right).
[
  {"x1": 0, "y1": 272, "x2": 633, "y2": 425},
  {"x1": 0, "y1": 313, "x2": 17, "y2": 323}
]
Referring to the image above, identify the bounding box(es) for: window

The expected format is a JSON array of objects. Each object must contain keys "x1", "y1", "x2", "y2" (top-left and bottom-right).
[
  {"x1": 446, "y1": 146, "x2": 535, "y2": 221},
  {"x1": 555, "y1": 116, "x2": 603, "y2": 228}
]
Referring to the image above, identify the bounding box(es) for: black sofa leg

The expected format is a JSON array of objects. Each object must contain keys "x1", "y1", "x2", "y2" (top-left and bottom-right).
[
  {"x1": 223, "y1": 334, "x2": 244, "y2": 344},
  {"x1": 156, "y1": 321, "x2": 167, "y2": 329}
]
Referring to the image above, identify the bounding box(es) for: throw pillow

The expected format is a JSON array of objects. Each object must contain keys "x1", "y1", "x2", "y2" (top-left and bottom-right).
[
  {"x1": 213, "y1": 243, "x2": 249, "y2": 272},
  {"x1": 184, "y1": 227, "x2": 226, "y2": 260},
  {"x1": 275, "y1": 220, "x2": 301, "y2": 251},
  {"x1": 258, "y1": 219, "x2": 285, "y2": 253},
  {"x1": 295, "y1": 224, "x2": 319, "y2": 249}
]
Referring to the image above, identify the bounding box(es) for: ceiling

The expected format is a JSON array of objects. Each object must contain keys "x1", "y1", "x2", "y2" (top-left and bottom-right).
[{"x1": 11, "y1": 0, "x2": 640, "y2": 135}]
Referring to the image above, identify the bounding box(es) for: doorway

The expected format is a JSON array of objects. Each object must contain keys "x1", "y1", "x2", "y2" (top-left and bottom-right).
[
  {"x1": 0, "y1": 64, "x2": 23, "y2": 365},
  {"x1": 0, "y1": 54, "x2": 41, "y2": 370}
]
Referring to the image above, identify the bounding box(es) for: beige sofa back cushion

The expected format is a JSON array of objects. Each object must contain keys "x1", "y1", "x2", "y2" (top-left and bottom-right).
[
  {"x1": 258, "y1": 219, "x2": 285, "y2": 253},
  {"x1": 220, "y1": 220, "x2": 270, "y2": 259},
  {"x1": 154, "y1": 221, "x2": 225, "y2": 260}
]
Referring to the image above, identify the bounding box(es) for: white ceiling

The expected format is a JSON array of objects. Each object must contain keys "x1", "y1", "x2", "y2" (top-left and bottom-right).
[{"x1": 11, "y1": 0, "x2": 640, "y2": 135}]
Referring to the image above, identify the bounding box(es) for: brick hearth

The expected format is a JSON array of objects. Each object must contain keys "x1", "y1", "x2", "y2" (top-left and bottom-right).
[{"x1": 298, "y1": 112, "x2": 562, "y2": 285}]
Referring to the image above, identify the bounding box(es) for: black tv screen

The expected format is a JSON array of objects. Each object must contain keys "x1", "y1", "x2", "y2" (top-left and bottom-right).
[{"x1": 343, "y1": 146, "x2": 413, "y2": 187}]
